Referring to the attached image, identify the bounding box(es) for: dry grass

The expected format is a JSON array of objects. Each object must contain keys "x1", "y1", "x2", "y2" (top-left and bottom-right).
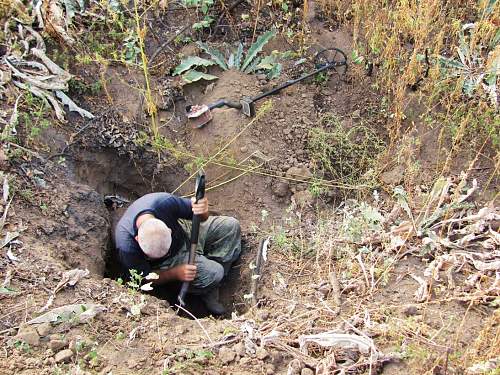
[{"x1": 317, "y1": 0, "x2": 499, "y2": 187}]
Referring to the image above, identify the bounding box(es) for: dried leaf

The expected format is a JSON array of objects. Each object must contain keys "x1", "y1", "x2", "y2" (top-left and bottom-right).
[
  {"x1": 33, "y1": 1, "x2": 45, "y2": 28},
  {"x1": 1, "y1": 232, "x2": 20, "y2": 249},
  {"x1": 24, "y1": 25, "x2": 46, "y2": 50},
  {"x1": 6, "y1": 59, "x2": 68, "y2": 90},
  {"x1": 28, "y1": 304, "x2": 106, "y2": 324},
  {"x1": 45, "y1": 0, "x2": 76, "y2": 45},
  {"x1": 466, "y1": 358, "x2": 499, "y2": 374},
  {"x1": 140, "y1": 282, "x2": 153, "y2": 291},
  {"x1": 262, "y1": 237, "x2": 270, "y2": 262},
  {"x1": 410, "y1": 274, "x2": 429, "y2": 302},
  {"x1": 454, "y1": 178, "x2": 478, "y2": 204},
  {"x1": 1, "y1": 95, "x2": 21, "y2": 140},
  {"x1": 145, "y1": 272, "x2": 159, "y2": 280},
  {"x1": 54, "y1": 268, "x2": 90, "y2": 293},
  {"x1": 299, "y1": 331, "x2": 376, "y2": 355},
  {"x1": 472, "y1": 259, "x2": 500, "y2": 272},
  {"x1": 6, "y1": 247, "x2": 20, "y2": 262},
  {"x1": 2, "y1": 175, "x2": 9, "y2": 203},
  {"x1": 31, "y1": 48, "x2": 71, "y2": 79},
  {"x1": 38, "y1": 294, "x2": 55, "y2": 313},
  {"x1": 55, "y1": 90, "x2": 95, "y2": 119}
]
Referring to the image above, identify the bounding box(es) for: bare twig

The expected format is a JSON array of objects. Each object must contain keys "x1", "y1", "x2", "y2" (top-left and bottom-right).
[
  {"x1": 214, "y1": 0, "x2": 246, "y2": 33},
  {"x1": 148, "y1": 25, "x2": 190, "y2": 67},
  {"x1": 174, "y1": 304, "x2": 213, "y2": 344},
  {"x1": 356, "y1": 254, "x2": 370, "y2": 290}
]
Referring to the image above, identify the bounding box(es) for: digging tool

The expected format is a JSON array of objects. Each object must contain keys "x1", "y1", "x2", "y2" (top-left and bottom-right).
[
  {"x1": 250, "y1": 236, "x2": 269, "y2": 306},
  {"x1": 177, "y1": 172, "x2": 206, "y2": 308},
  {"x1": 186, "y1": 47, "x2": 348, "y2": 128}
]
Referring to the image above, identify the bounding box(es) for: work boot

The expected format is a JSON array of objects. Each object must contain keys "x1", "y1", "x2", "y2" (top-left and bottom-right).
[{"x1": 201, "y1": 288, "x2": 226, "y2": 316}]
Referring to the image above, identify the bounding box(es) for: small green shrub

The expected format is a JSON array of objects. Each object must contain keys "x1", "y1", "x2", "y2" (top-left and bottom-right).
[{"x1": 308, "y1": 114, "x2": 384, "y2": 186}]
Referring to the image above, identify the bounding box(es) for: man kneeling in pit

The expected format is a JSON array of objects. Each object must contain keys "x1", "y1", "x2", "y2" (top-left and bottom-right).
[{"x1": 114, "y1": 192, "x2": 241, "y2": 315}]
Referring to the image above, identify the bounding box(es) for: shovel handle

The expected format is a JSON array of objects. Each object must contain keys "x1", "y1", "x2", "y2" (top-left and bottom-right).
[
  {"x1": 208, "y1": 99, "x2": 242, "y2": 110},
  {"x1": 178, "y1": 173, "x2": 206, "y2": 306}
]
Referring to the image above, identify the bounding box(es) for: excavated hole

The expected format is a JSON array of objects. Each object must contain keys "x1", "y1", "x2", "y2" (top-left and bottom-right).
[{"x1": 69, "y1": 147, "x2": 250, "y2": 318}]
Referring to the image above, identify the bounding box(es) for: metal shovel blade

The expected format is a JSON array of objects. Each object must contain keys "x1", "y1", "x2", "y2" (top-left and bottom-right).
[
  {"x1": 240, "y1": 98, "x2": 255, "y2": 117},
  {"x1": 186, "y1": 104, "x2": 213, "y2": 128}
]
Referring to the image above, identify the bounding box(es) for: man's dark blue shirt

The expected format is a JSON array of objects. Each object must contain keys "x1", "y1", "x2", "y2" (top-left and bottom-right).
[{"x1": 114, "y1": 193, "x2": 193, "y2": 276}]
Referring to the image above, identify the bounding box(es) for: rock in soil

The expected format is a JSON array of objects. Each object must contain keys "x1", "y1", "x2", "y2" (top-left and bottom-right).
[
  {"x1": 272, "y1": 181, "x2": 290, "y2": 197},
  {"x1": 288, "y1": 359, "x2": 303, "y2": 375},
  {"x1": 15, "y1": 327, "x2": 40, "y2": 346},
  {"x1": 35, "y1": 323, "x2": 52, "y2": 337},
  {"x1": 301, "y1": 368, "x2": 314, "y2": 375},
  {"x1": 233, "y1": 342, "x2": 246, "y2": 357},
  {"x1": 257, "y1": 310, "x2": 270, "y2": 321},
  {"x1": 49, "y1": 339, "x2": 68, "y2": 351},
  {"x1": 256, "y1": 347, "x2": 269, "y2": 360},
  {"x1": 403, "y1": 305, "x2": 420, "y2": 316},
  {"x1": 286, "y1": 166, "x2": 312, "y2": 180},
  {"x1": 292, "y1": 190, "x2": 314, "y2": 207},
  {"x1": 219, "y1": 346, "x2": 236, "y2": 364},
  {"x1": 127, "y1": 359, "x2": 139, "y2": 369},
  {"x1": 240, "y1": 357, "x2": 251, "y2": 365},
  {"x1": 265, "y1": 364, "x2": 276, "y2": 374},
  {"x1": 380, "y1": 165, "x2": 405, "y2": 185},
  {"x1": 54, "y1": 349, "x2": 74, "y2": 363}
]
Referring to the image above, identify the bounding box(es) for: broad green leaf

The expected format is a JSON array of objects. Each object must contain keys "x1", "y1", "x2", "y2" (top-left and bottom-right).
[
  {"x1": 243, "y1": 56, "x2": 262, "y2": 74},
  {"x1": 351, "y1": 50, "x2": 364, "y2": 64},
  {"x1": 235, "y1": 43, "x2": 244, "y2": 70},
  {"x1": 196, "y1": 42, "x2": 228, "y2": 70},
  {"x1": 173, "y1": 56, "x2": 215, "y2": 76},
  {"x1": 438, "y1": 56, "x2": 466, "y2": 70},
  {"x1": 63, "y1": 0, "x2": 79, "y2": 22},
  {"x1": 241, "y1": 30, "x2": 276, "y2": 71},
  {"x1": 457, "y1": 45, "x2": 468, "y2": 67},
  {"x1": 256, "y1": 55, "x2": 276, "y2": 70},
  {"x1": 182, "y1": 69, "x2": 219, "y2": 83},
  {"x1": 267, "y1": 63, "x2": 282, "y2": 79},
  {"x1": 108, "y1": 0, "x2": 122, "y2": 12},
  {"x1": 463, "y1": 76, "x2": 480, "y2": 97},
  {"x1": 227, "y1": 53, "x2": 235, "y2": 69},
  {"x1": 193, "y1": 16, "x2": 213, "y2": 30},
  {"x1": 490, "y1": 29, "x2": 500, "y2": 48},
  {"x1": 0, "y1": 286, "x2": 17, "y2": 295},
  {"x1": 393, "y1": 186, "x2": 413, "y2": 222},
  {"x1": 484, "y1": 0, "x2": 497, "y2": 16}
]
